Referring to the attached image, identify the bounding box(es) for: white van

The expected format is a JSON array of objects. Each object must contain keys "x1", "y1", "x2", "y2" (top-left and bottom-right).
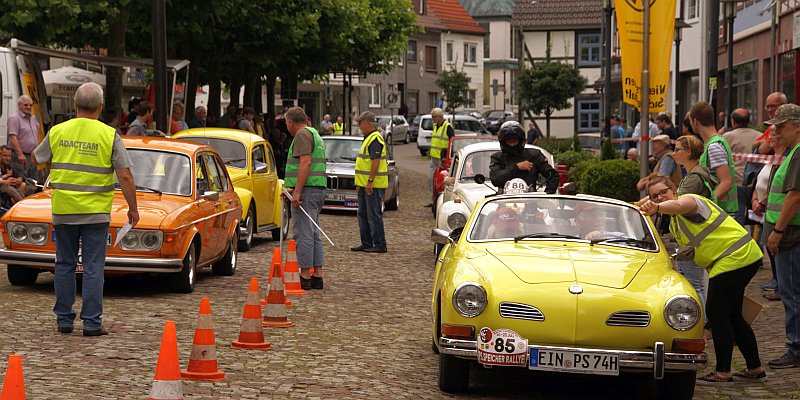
[
  {"x1": 0, "y1": 41, "x2": 50, "y2": 146},
  {"x1": 416, "y1": 114, "x2": 490, "y2": 156}
]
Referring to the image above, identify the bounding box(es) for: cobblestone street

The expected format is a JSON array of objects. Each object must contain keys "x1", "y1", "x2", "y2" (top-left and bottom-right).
[{"x1": 0, "y1": 145, "x2": 798, "y2": 399}]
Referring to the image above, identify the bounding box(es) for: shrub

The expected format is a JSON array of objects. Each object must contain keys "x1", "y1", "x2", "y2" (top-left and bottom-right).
[
  {"x1": 538, "y1": 138, "x2": 573, "y2": 155},
  {"x1": 578, "y1": 159, "x2": 640, "y2": 202},
  {"x1": 555, "y1": 150, "x2": 596, "y2": 168},
  {"x1": 568, "y1": 158, "x2": 601, "y2": 183},
  {"x1": 571, "y1": 132, "x2": 582, "y2": 152},
  {"x1": 601, "y1": 138, "x2": 617, "y2": 160}
]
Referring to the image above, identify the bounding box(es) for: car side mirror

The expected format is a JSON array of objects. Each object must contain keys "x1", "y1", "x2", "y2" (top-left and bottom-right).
[
  {"x1": 561, "y1": 182, "x2": 578, "y2": 195},
  {"x1": 254, "y1": 164, "x2": 268, "y2": 174},
  {"x1": 474, "y1": 174, "x2": 486, "y2": 184},
  {"x1": 203, "y1": 191, "x2": 220, "y2": 201}
]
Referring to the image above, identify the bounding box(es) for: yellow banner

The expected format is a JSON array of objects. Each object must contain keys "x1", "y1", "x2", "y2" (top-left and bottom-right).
[{"x1": 615, "y1": 0, "x2": 677, "y2": 112}]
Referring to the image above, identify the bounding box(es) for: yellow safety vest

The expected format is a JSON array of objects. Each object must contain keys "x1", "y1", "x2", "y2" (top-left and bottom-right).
[
  {"x1": 355, "y1": 130, "x2": 388, "y2": 188},
  {"x1": 48, "y1": 118, "x2": 116, "y2": 215},
  {"x1": 766, "y1": 142, "x2": 800, "y2": 225},
  {"x1": 669, "y1": 194, "x2": 763, "y2": 278},
  {"x1": 429, "y1": 120, "x2": 451, "y2": 159},
  {"x1": 333, "y1": 122, "x2": 344, "y2": 136}
]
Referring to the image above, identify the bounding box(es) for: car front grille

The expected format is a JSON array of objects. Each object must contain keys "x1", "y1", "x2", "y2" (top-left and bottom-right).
[
  {"x1": 606, "y1": 311, "x2": 651, "y2": 327},
  {"x1": 327, "y1": 176, "x2": 356, "y2": 190},
  {"x1": 499, "y1": 302, "x2": 545, "y2": 322}
]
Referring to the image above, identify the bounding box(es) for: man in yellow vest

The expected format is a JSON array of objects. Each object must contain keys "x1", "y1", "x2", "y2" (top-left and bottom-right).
[
  {"x1": 350, "y1": 111, "x2": 388, "y2": 253},
  {"x1": 764, "y1": 104, "x2": 800, "y2": 369},
  {"x1": 32, "y1": 83, "x2": 139, "y2": 336},
  {"x1": 642, "y1": 176, "x2": 766, "y2": 383},
  {"x1": 284, "y1": 106, "x2": 327, "y2": 289},
  {"x1": 427, "y1": 108, "x2": 453, "y2": 207},
  {"x1": 333, "y1": 116, "x2": 345, "y2": 136}
]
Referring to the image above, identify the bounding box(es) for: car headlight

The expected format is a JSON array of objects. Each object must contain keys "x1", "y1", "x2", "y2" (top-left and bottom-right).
[
  {"x1": 453, "y1": 282, "x2": 487, "y2": 318},
  {"x1": 664, "y1": 295, "x2": 701, "y2": 331},
  {"x1": 447, "y1": 213, "x2": 467, "y2": 230},
  {"x1": 118, "y1": 229, "x2": 163, "y2": 251},
  {"x1": 7, "y1": 222, "x2": 49, "y2": 246}
]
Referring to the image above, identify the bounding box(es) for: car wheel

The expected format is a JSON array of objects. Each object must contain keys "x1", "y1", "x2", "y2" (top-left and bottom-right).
[
  {"x1": 272, "y1": 200, "x2": 290, "y2": 241},
  {"x1": 419, "y1": 148, "x2": 428, "y2": 156},
  {"x1": 404, "y1": 132, "x2": 411, "y2": 144},
  {"x1": 656, "y1": 371, "x2": 696, "y2": 400},
  {"x1": 438, "y1": 354, "x2": 470, "y2": 393},
  {"x1": 212, "y1": 232, "x2": 238, "y2": 276},
  {"x1": 171, "y1": 242, "x2": 197, "y2": 293},
  {"x1": 432, "y1": 337, "x2": 440, "y2": 354},
  {"x1": 385, "y1": 183, "x2": 399, "y2": 211},
  {"x1": 7, "y1": 265, "x2": 39, "y2": 285},
  {"x1": 386, "y1": 134, "x2": 392, "y2": 144},
  {"x1": 238, "y1": 206, "x2": 255, "y2": 252}
]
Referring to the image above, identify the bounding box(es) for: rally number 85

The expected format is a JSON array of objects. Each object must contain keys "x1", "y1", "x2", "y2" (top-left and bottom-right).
[{"x1": 494, "y1": 338, "x2": 516, "y2": 353}]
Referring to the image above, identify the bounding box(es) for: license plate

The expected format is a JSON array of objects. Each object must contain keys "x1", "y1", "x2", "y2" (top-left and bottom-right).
[
  {"x1": 529, "y1": 348, "x2": 619, "y2": 376},
  {"x1": 52, "y1": 231, "x2": 113, "y2": 246},
  {"x1": 326, "y1": 193, "x2": 347, "y2": 201}
]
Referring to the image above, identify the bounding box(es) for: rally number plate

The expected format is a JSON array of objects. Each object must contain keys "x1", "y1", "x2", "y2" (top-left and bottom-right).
[
  {"x1": 477, "y1": 327, "x2": 528, "y2": 367},
  {"x1": 529, "y1": 348, "x2": 619, "y2": 376}
]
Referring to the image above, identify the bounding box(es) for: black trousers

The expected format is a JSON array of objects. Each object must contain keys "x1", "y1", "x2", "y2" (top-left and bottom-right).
[{"x1": 706, "y1": 260, "x2": 762, "y2": 372}]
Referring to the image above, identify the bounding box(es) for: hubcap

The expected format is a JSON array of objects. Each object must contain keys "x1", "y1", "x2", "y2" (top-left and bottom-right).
[{"x1": 245, "y1": 210, "x2": 254, "y2": 244}]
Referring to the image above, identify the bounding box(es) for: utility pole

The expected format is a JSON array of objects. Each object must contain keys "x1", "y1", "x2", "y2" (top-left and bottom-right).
[
  {"x1": 151, "y1": 0, "x2": 167, "y2": 133},
  {"x1": 708, "y1": 0, "x2": 721, "y2": 113},
  {"x1": 640, "y1": 0, "x2": 651, "y2": 181}
]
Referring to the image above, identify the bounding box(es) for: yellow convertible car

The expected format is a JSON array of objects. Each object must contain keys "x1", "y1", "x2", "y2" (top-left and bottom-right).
[
  {"x1": 430, "y1": 193, "x2": 707, "y2": 398},
  {"x1": 173, "y1": 129, "x2": 288, "y2": 251}
]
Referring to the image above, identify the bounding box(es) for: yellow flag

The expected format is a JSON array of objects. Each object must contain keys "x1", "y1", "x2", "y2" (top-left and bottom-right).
[{"x1": 615, "y1": 0, "x2": 677, "y2": 112}]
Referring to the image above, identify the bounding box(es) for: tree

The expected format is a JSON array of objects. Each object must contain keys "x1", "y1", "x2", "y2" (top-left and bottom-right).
[
  {"x1": 435, "y1": 67, "x2": 470, "y2": 116},
  {"x1": 517, "y1": 61, "x2": 587, "y2": 138}
]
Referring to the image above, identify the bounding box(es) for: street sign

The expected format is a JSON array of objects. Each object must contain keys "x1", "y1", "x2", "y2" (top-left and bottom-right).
[{"x1": 385, "y1": 91, "x2": 400, "y2": 109}]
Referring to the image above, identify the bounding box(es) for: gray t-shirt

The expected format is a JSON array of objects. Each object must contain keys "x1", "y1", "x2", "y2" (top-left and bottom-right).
[{"x1": 34, "y1": 132, "x2": 133, "y2": 225}]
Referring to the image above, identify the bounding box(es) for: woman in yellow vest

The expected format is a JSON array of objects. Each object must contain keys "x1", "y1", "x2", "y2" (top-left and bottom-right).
[{"x1": 642, "y1": 176, "x2": 767, "y2": 383}]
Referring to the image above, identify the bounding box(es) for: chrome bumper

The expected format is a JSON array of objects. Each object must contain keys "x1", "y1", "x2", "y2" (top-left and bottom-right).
[
  {"x1": 438, "y1": 338, "x2": 707, "y2": 377},
  {"x1": 0, "y1": 248, "x2": 184, "y2": 273}
]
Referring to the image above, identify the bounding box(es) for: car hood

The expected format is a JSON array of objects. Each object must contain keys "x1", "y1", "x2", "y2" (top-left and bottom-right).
[
  {"x1": 4, "y1": 191, "x2": 191, "y2": 230},
  {"x1": 458, "y1": 183, "x2": 497, "y2": 209},
  {"x1": 327, "y1": 162, "x2": 355, "y2": 175},
  {"x1": 485, "y1": 244, "x2": 649, "y2": 289},
  {"x1": 227, "y1": 168, "x2": 249, "y2": 184}
]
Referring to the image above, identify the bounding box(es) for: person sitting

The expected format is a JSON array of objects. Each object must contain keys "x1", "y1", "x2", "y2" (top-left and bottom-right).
[
  {"x1": 489, "y1": 206, "x2": 523, "y2": 239},
  {"x1": 0, "y1": 145, "x2": 28, "y2": 204},
  {"x1": 573, "y1": 203, "x2": 626, "y2": 240}
]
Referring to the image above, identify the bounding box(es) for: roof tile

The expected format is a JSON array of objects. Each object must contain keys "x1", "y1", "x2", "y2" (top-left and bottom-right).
[
  {"x1": 428, "y1": 0, "x2": 486, "y2": 34},
  {"x1": 512, "y1": 0, "x2": 603, "y2": 28}
]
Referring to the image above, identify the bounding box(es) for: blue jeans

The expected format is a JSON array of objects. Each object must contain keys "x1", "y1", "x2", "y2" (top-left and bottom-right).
[
  {"x1": 677, "y1": 260, "x2": 708, "y2": 320},
  {"x1": 733, "y1": 186, "x2": 751, "y2": 226},
  {"x1": 357, "y1": 187, "x2": 386, "y2": 250},
  {"x1": 53, "y1": 223, "x2": 109, "y2": 330},
  {"x1": 775, "y1": 245, "x2": 800, "y2": 356},
  {"x1": 291, "y1": 187, "x2": 325, "y2": 270}
]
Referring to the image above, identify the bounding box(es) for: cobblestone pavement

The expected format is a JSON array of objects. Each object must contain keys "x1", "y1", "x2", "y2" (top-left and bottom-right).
[{"x1": 0, "y1": 145, "x2": 798, "y2": 399}]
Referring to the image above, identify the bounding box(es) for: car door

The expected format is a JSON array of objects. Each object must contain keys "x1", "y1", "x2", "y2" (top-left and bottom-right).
[
  {"x1": 443, "y1": 154, "x2": 459, "y2": 202},
  {"x1": 203, "y1": 153, "x2": 231, "y2": 258},
  {"x1": 208, "y1": 152, "x2": 239, "y2": 244},
  {"x1": 194, "y1": 155, "x2": 219, "y2": 263},
  {"x1": 251, "y1": 143, "x2": 275, "y2": 227}
]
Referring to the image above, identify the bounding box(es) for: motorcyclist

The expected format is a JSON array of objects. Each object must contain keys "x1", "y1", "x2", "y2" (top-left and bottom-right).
[{"x1": 489, "y1": 122, "x2": 559, "y2": 194}]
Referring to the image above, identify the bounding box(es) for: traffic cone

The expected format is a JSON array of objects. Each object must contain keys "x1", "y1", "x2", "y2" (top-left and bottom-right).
[
  {"x1": 0, "y1": 354, "x2": 25, "y2": 400},
  {"x1": 263, "y1": 248, "x2": 295, "y2": 328},
  {"x1": 232, "y1": 277, "x2": 271, "y2": 350},
  {"x1": 180, "y1": 298, "x2": 225, "y2": 381},
  {"x1": 283, "y1": 240, "x2": 306, "y2": 295},
  {"x1": 148, "y1": 321, "x2": 183, "y2": 400},
  {"x1": 263, "y1": 247, "x2": 292, "y2": 307}
]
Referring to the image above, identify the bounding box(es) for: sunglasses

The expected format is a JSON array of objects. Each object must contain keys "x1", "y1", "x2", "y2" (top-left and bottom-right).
[{"x1": 649, "y1": 188, "x2": 671, "y2": 201}]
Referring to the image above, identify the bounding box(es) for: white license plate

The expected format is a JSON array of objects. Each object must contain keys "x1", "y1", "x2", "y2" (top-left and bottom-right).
[
  {"x1": 52, "y1": 231, "x2": 113, "y2": 246},
  {"x1": 529, "y1": 348, "x2": 619, "y2": 376},
  {"x1": 326, "y1": 193, "x2": 347, "y2": 201}
]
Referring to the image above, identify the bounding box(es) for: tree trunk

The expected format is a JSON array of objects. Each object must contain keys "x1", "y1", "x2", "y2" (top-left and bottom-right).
[
  {"x1": 105, "y1": 6, "x2": 129, "y2": 120},
  {"x1": 253, "y1": 75, "x2": 263, "y2": 113},
  {"x1": 184, "y1": 56, "x2": 199, "y2": 115},
  {"x1": 207, "y1": 60, "x2": 222, "y2": 126},
  {"x1": 229, "y1": 66, "x2": 243, "y2": 108},
  {"x1": 545, "y1": 109, "x2": 552, "y2": 139}
]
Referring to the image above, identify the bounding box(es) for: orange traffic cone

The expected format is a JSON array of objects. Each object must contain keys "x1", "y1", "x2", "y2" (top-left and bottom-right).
[
  {"x1": 0, "y1": 354, "x2": 25, "y2": 400},
  {"x1": 283, "y1": 240, "x2": 306, "y2": 295},
  {"x1": 180, "y1": 298, "x2": 225, "y2": 381},
  {"x1": 263, "y1": 247, "x2": 292, "y2": 307},
  {"x1": 232, "y1": 277, "x2": 271, "y2": 350},
  {"x1": 149, "y1": 321, "x2": 183, "y2": 400},
  {"x1": 263, "y1": 248, "x2": 295, "y2": 328}
]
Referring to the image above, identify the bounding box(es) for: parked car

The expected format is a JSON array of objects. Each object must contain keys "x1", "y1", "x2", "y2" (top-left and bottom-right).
[
  {"x1": 434, "y1": 142, "x2": 554, "y2": 242},
  {"x1": 376, "y1": 115, "x2": 410, "y2": 144},
  {"x1": 417, "y1": 114, "x2": 490, "y2": 156},
  {"x1": 408, "y1": 114, "x2": 421, "y2": 142},
  {"x1": 430, "y1": 194, "x2": 706, "y2": 397},
  {"x1": 431, "y1": 134, "x2": 497, "y2": 213},
  {"x1": 456, "y1": 111, "x2": 485, "y2": 125},
  {"x1": 321, "y1": 136, "x2": 399, "y2": 211},
  {"x1": 172, "y1": 128, "x2": 289, "y2": 252},
  {"x1": 0, "y1": 137, "x2": 242, "y2": 293},
  {"x1": 577, "y1": 132, "x2": 603, "y2": 155},
  {"x1": 483, "y1": 110, "x2": 516, "y2": 134}
]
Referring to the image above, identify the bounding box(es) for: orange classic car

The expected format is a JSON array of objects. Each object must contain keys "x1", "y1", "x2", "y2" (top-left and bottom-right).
[{"x1": 0, "y1": 137, "x2": 242, "y2": 293}]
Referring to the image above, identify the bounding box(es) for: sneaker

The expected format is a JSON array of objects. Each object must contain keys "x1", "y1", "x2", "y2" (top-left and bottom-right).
[
  {"x1": 732, "y1": 369, "x2": 767, "y2": 383},
  {"x1": 300, "y1": 276, "x2": 312, "y2": 290},
  {"x1": 761, "y1": 279, "x2": 778, "y2": 291},
  {"x1": 83, "y1": 327, "x2": 109, "y2": 337},
  {"x1": 57, "y1": 326, "x2": 73, "y2": 334},
  {"x1": 697, "y1": 372, "x2": 733, "y2": 384},
  {"x1": 763, "y1": 291, "x2": 781, "y2": 301},
  {"x1": 350, "y1": 245, "x2": 372, "y2": 252},
  {"x1": 768, "y1": 352, "x2": 800, "y2": 369},
  {"x1": 310, "y1": 276, "x2": 323, "y2": 290},
  {"x1": 363, "y1": 247, "x2": 387, "y2": 253}
]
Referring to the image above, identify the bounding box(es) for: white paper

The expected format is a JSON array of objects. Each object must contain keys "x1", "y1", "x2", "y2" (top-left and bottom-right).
[
  {"x1": 114, "y1": 221, "x2": 133, "y2": 247},
  {"x1": 747, "y1": 210, "x2": 765, "y2": 224}
]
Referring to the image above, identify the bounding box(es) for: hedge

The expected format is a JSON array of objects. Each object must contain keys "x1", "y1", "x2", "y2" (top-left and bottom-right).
[{"x1": 578, "y1": 159, "x2": 640, "y2": 202}]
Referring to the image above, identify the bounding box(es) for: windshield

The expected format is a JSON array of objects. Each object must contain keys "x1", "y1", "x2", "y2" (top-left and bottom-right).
[
  {"x1": 450, "y1": 137, "x2": 495, "y2": 158},
  {"x1": 459, "y1": 150, "x2": 494, "y2": 183},
  {"x1": 412, "y1": 115, "x2": 421, "y2": 126},
  {"x1": 421, "y1": 117, "x2": 434, "y2": 130},
  {"x1": 179, "y1": 137, "x2": 247, "y2": 169},
  {"x1": 323, "y1": 139, "x2": 362, "y2": 163},
  {"x1": 486, "y1": 111, "x2": 505, "y2": 119},
  {"x1": 120, "y1": 150, "x2": 193, "y2": 196},
  {"x1": 467, "y1": 197, "x2": 656, "y2": 249}
]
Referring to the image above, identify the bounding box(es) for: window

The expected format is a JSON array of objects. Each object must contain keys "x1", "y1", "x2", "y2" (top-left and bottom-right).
[
  {"x1": 446, "y1": 42, "x2": 454, "y2": 64},
  {"x1": 407, "y1": 41, "x2": 417, "y2": 63},
  {"x1": 252, "y1": 145, "x2": 269, "y2": 173},
  {"x1": 464, "y1": 43, "x2": 477, "y2": 64},
  {"x1": 196, "y1": 156, "x2": 209, "y2": 194},
  {"x1": 369, "y1": 85, "x2": 382, "y2": 108},
  {"x1": 419, "y1": 0, "x2": 425, "y2": 14},
  {"x1": 408, "y1": 91, "x2": 419, "y2": 115},
  {"x1": 203, "y1": 154, "x2": 224, "y2": 192},
  {"x1": 687, "y1": 0, "x2": 699, "y2": 20},
  {"x1": 577, "y1": 99, "x2": 601, "y2": 132},
  {"x1": 478, "y1": 21, "x2": 490, "y2": 58},
  {"x1": 464, "y1": 89, "x2": 476, "y2": 108},
  {"x1": 425, "y1": 46, "x2": 437, "y2": 70},
  {"x1": 429, "y1": 92, "x2": 439, "y2": 110},
  {"x1": 732, "y1": 61, "x2": 759, "y2": 120},
  {"x1": 578, "y1": 32, "x2": 601, "y2": 67},
  {"x1": 780, "y1": 52, "x2": 795, "y2": 103}
]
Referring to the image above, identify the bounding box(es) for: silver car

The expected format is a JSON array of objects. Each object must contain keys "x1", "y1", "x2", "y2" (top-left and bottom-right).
[
  {"x1": 376, "y1": 115, "x2": 410, "y2": 144},
  {"x1": 322, "y1": 136, "x2": 400, "y2": 211}
]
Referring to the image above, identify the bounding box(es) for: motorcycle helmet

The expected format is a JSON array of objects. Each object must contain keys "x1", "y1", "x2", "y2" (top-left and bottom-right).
[{"x1": 498, "y1": 124, "x2": 526, "y2": 157}]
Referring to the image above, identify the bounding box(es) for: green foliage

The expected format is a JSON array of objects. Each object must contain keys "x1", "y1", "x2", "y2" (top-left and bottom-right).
[
  {"x1": 568, "y1": 158, "x2": 600, "y2": 183},
  {"x1": 537, "y1": 138, "x2": 573, "y2": 155},
  {"x1": 579, "y1": 160, "x2": 640, "y2": 202},
  {"x1": 517, "y1": 61, "x2": 588, "y2": 118},
  {"x1": 435, "y1": 67, "x2": 471, "y2": 114},
  {"x1": 601, "y1": 138, "x2": 617, "y2": 160},
  {"x1": 571, "y1": 132, "x2": 582, "y2": 152},
  {"x1": 555, "y1": 150, "x2": 596, "y2": 168}
]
